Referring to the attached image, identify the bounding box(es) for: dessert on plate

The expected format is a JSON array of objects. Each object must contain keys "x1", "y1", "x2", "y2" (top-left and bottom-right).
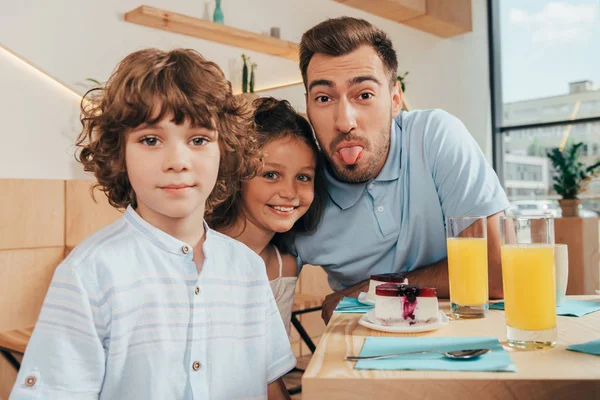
[
  {"x1": 374, "y1": 283, "x2": 439, "y2": 326},
  {"x1": 366, "y1": 273, "x2": 408, "y2": 302}
]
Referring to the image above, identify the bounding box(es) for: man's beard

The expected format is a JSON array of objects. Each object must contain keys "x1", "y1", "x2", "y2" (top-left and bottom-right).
[{"x1": 321, "y1": 119, "x2": 392, "y2": 184}]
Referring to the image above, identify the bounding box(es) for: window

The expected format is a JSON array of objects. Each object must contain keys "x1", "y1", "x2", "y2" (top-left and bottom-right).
[
  {"x1": 489, "y1": 0, "x2": 600, "y2": 216},
  {"x1": 498, "y1": 0, "x2": 600, "y2": 127}
]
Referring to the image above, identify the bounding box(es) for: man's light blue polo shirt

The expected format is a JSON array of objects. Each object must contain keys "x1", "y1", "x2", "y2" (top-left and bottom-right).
[{"x1": 295, "y1": 109, "x2": 510, "y2": 291}]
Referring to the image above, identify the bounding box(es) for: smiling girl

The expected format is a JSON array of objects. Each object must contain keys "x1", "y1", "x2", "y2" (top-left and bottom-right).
[{"x1": 207, "y1": 97, "x2": 325, "y2": 334}]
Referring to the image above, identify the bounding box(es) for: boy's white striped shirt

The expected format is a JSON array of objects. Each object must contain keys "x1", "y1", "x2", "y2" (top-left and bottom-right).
[{"x1": 11, "y1": 206, "x2": 296, "y2": 400}]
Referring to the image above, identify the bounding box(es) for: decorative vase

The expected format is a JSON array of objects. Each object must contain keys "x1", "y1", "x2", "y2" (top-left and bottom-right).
[
  {"x1": 202, "y1": 1, "x2": 211, "y2": 20},
  {"x1": 558, "y1": 198, "x2": 581, "y2": 217},
  {"x1": 241, "y1": 54, "x2": 248, "y2": 93},
  {"x1": 213, "y1": 0, "x2": 224, "y2": 24},
  {"x1": 249, "y1": 63, "x2": 256, "y2": 93}
]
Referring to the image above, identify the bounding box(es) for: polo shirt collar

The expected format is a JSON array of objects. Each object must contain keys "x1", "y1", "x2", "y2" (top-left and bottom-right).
[{"x1": 325, "y1": 114, "x2": 402, "y2": 210}]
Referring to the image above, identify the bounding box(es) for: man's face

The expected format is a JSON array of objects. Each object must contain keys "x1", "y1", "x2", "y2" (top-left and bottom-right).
[{"x1": 305, "y1": 45, "x2": 402, "y2": 183}]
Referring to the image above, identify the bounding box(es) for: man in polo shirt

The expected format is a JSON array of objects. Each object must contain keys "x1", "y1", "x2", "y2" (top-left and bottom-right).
[{"x1": 295, "y1": 17, "x2": 510, "y2": 324}]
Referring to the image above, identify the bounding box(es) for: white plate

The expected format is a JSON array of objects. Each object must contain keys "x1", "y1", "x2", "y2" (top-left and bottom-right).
[
  {"x1": 357, "y1": 292, "x2": 375, "y2": 306},
  {"x1": 596, "y1": 289, "x2": 600, "y2": 296},
  {"x1": 358, "y1": 309, "x2": 449, "y2": 333}
]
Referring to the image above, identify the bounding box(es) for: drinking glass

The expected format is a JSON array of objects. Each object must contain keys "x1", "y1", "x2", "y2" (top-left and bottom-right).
[
  {"x1": 501, "y1": 215, "x2": 556, "y2": 349},
  {"x1": 446, "y1": 216, "x2": 489, "y2": 319}
]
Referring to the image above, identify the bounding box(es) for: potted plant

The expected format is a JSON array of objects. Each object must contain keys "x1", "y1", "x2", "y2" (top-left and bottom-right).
[
  {"x1": 241, "y1": 54, "x2": 249, "y2": 93},
  {"x1": 249, "y1": 62, "x2": 257, "y2": 93},
  {"x1": 239, "y1": 54, "x2": 258, "y2": 101},
  {"x1": 547, "y1": 142, "x2": 600, "y2": 217},
  {"x1": 397, "y1": 71, "x2": 409, "y2": 111},
  {"x1": 396, "y1": 71, "x2": 409, "y2": 92}
]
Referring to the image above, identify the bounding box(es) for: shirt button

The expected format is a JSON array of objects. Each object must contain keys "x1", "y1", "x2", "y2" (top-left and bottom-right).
[
  {"x1": 377, "y1": 206, "x2": 384, "y2": 213},
  {"x1": 25, "y1": 376, "x2": 36, "y2": 387},
  {"x1": 192, "y1": 361, "x2": 201, "y2": 371},
  {"x1": 194, "y1": 286, "x2": 200, "y2": 295},
  {"x1": 368, "y1": 183, "x2": 375, "y2": 190},
  {"x1": 182, "y1": 245, "x2": 190, "y2": 254}
]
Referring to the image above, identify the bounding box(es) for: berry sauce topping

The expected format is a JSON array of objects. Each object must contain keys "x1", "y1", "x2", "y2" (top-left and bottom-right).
[
  {"x1": 403, "y1": 299, "x2": 418, "y2": 320},
  {"x1": 375, "y1": 283, "x2": 437, "y2": 298}
]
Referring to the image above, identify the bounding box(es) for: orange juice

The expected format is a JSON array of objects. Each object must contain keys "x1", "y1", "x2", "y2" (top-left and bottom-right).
[
  {"x1": 447, "y1": 237, "x2": 489, "y2": 305},
  {"x1": 501, "y1": 244, "x2": 556, "y2": 331}
]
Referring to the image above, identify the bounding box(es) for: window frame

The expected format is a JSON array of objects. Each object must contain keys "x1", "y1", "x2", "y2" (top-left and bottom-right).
[{"x1": 487, "y1": 0, "x2": 600, "y2": 185}]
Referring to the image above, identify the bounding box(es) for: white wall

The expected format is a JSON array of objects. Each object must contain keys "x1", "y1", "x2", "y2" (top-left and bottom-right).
[{"x1": 0, "y1": 0, "x2": 492, "y2": 179}]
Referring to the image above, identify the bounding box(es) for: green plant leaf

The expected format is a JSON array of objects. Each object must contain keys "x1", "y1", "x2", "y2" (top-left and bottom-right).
[
  {"x1": 586, "y1": 160, "x2": 600, "y2": 173},
  {"x1": 546, "y1": 142, "x2": 597, "y2": 199},
  {"x1": 396, "y1": 71, "x2": 409, "y2": 92},
  {"x1": 553, "y1": 184, "x2": 564, "y2": 195}
]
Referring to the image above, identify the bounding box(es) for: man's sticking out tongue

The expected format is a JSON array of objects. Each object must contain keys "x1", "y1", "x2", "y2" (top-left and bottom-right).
[{"x1": 338, "y1": 146, "x2": 363, "y2": 165}]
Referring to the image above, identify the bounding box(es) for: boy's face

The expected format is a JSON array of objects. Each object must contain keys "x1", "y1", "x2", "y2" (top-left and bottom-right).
[{"x1": 125, "y1": 116, "x2": 220, "y2": 228}]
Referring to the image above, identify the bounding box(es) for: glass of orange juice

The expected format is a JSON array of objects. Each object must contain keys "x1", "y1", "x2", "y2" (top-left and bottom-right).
[
  {"x1": 446, "y1": 216, "x2": 488, "y2": 319},
  {"x1": 501, "y1": 215, "x2": 556, "y2": 349}
]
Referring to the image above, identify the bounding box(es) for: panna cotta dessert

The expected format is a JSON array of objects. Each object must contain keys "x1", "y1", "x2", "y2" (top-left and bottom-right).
[
  {"x1": 374, "y1": 283, "x2": 439, "y2": 326},
  {"x1": 366, "y1": 273, "x2": 408, "y2": 302}
]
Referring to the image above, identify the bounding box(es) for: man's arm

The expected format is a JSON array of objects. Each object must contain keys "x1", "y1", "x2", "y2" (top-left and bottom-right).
[
  {"x1": 320, "y1": 212, "x2": 504, "y2": 325},
  {"x1": 267, "y1": 378, "x2": 291, "y2": 400},
  {"x1": 405, "y1": 211, "x2": 504, "y2": 300},
  {"x1": 321, "y1": 279, "x2": 369, "y2": 324}
]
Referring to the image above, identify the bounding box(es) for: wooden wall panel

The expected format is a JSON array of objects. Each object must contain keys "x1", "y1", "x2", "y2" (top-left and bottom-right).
[
  {"x1": 297, "y1": 265, "x2": 333, "y2": 357},
  {"x1": 0, "y1": 179, "x2": 64, "y2": 250},
  {"x1": 298, "y1": 264, "x2": 333, "y2": 298},
  {"x1": 0, "y1": 248, "x2": 64, "y2": 332},
  {"x1": 64, "y1": 246, "x2": 74, "y2": 259},
  {"x1": 65, "y1": 180, "x2": 122, "y2": 248}
]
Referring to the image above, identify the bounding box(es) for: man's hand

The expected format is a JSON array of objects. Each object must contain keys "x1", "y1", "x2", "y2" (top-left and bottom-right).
[{"x1": 321, "y1": 280, "x2": 369, "y2": 324}]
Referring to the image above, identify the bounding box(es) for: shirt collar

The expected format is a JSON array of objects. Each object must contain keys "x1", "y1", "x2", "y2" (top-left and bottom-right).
[
  {"x1": 325, "y1": 114, "x2": 402, "y2": 210},
  {"x1": 124, "y1": 205, "x2": 212, "y2": 257}
]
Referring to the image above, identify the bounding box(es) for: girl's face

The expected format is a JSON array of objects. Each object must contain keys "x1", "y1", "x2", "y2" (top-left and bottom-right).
[{"x1": 240, "y1": 136, "x2": 316, "y2": 235}]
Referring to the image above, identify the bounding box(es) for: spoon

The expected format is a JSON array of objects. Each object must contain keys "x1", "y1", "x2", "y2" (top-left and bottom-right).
[{"x1": 346, "y1": 348, "x2": 491, "y2": 361}]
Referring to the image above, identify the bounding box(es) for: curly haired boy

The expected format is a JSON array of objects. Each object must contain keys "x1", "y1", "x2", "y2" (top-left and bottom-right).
[{"x1": 11, "y1": 48, "x2": 295, "y2": 400}]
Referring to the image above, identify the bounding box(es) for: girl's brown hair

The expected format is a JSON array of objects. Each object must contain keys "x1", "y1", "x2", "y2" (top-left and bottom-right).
[
  {"x1": 206, "y1": 97, "x2": 325, "y2": 252},
  {"x1": 76, "y1": 48, "x2": 260, "y2": 212}
]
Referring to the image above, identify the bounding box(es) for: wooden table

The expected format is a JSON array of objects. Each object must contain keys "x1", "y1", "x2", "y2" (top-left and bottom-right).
[{"x1": 302, "y1": 296, "x2": 600, "y2": 399}]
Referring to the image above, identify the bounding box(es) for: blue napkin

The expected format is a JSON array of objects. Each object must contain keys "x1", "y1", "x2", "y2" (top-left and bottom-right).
[
  {"x1": 489, "y1": 300, "x2": 600, "y2": 317},
  {"x1": 567, "y1": 339, "x2": 600, "y2": 356},
  {"x1": 355, "y1": 336, "x2": 516, "y2": 372},
  {"x1": 333, "y1": 297, "x2": 373, "y2": 314}
]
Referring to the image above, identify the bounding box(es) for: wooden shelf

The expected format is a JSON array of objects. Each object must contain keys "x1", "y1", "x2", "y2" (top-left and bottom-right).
[
  {"x1": 124, "y1": 5, "x2": 299, "y2": 61},
  {"x1": 333, "y1": 0, "x2": 426, "y2": 22},
  {"x1": 333, "y1": 0, "x2": 471, "y2": 38},
  {"x1": 402, "y1": 0, "x2": 472, "y2": 38}
]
